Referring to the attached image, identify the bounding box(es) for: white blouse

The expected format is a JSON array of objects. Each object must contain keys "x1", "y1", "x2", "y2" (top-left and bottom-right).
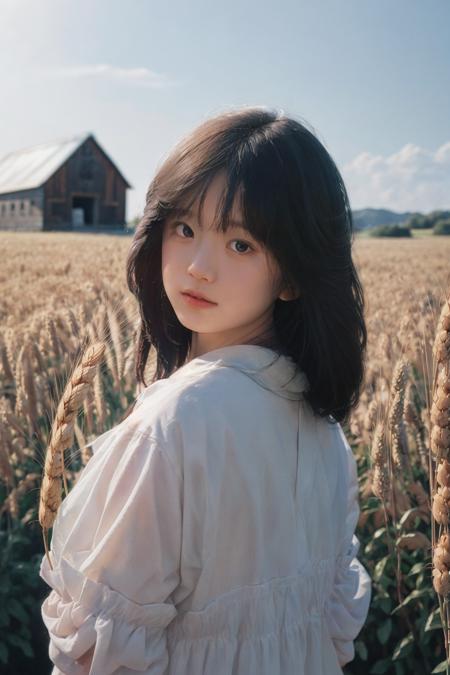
[{"x1": 40, "y1": 344, "x2": 371, "y2": 675}]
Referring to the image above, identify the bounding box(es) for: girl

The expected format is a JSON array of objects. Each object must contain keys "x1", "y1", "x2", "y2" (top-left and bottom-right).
[{"x1": 40, "y1": 106, "x2": 372, "y2": 674}]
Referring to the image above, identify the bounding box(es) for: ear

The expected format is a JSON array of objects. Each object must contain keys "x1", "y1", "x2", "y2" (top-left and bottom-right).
[{"x1": 278, "y1": 284, "x2": 300, "y2": 302}]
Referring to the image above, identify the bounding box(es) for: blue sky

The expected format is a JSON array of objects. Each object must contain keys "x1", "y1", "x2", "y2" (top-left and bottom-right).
[{"x1": 1, "y1": 0, "x2": 449, "y2": 220}]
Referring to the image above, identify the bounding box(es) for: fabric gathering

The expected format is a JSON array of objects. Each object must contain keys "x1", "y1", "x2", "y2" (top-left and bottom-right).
[{"x1": 39, "y1": 343, "x2": 372, "y2": 675}]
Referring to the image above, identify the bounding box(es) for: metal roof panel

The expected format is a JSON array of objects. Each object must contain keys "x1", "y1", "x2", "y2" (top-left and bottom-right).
[{"x1": 0, "y1": 133, "x2": 92, "y2": 195}]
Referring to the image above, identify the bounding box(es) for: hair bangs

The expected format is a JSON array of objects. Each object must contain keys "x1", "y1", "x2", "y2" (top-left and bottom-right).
[{"x1": 162, "y1": 165, "x2": 261, "y2": 243}]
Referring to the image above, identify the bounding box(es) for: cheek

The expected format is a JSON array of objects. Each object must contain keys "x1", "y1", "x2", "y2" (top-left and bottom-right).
[
  {"x1": 161, "y1": 239, "x2": 175, "y2": 289},
  {"x1": 232, "y1": 259, "x2": 275, "y2": 297},
  {"x1": 161, "y1": 237, "x2": 177, "y2": 270}
]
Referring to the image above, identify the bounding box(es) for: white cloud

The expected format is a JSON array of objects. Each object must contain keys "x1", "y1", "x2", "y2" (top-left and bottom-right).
[
  {"x1": 435, "y1": 142, "x2": 450, "y2": 164},
  {"x1": 342, "y1": 141, "x2": 450, "y2": 213},
  {"x1": 40, "y1": 63, "x2": 180, "y2": 89}
]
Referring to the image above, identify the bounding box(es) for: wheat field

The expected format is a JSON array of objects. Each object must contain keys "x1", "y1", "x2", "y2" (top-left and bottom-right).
[{"x1": 1, "y1": 230, "x2": 450, "y2": 674}]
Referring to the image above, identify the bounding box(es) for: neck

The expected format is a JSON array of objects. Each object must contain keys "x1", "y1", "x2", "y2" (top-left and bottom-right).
[{"x1": 187, "y1": 326, "x2": 281, "y2": 362}]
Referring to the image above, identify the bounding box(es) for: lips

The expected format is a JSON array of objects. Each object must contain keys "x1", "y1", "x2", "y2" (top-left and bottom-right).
[{"x1": 182, "y1": 290, "x2": 216, "y2": 304}]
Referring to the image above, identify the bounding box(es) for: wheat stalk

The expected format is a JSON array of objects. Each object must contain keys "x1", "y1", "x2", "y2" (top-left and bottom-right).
[
  {"x1": 39, "y1": 341, "x2": 105, "y2": 569},
  {"x1": 93, "y1": 363, "x2": 106, "y2": 429},
  {"x1": 107, "y1": 302, "x2": 124, "y2": 382},
  {"x1": 46, "y1": 317, "x2": 61, "y2": 361},
  {"x1": 0, "y1": 429, "x2": 14, "y2": 485},
  {"x1": 0, "y1": 334, "x2": 14, "y2": 384},
  {"x1": 4, "y1": 328, "x2": 16, "y2": 375},
  {"x1": 371, "y1": 420, "x2": 390, "y2": 503},
  {"x1": 30, "y1": 341, "x2": 46, "y2": 374},
  {"x1": 22, "y1": 341, "x2": 39, "y2": 433},
  {"x1": 63, "y1": 308, "x2": 81, "y2": 340},
  {"x1": 388, "y1": 357, "x2": 411, "y2": 480},
  {"x1": 83, "y1": 388, "x2": 95, "y2": 436},
  {"x1": 404, "y1": 381, "x2": 429, "y2": 473},
  {"x1": 428, "y1": 292, "x2": 450, "y2": 662}
]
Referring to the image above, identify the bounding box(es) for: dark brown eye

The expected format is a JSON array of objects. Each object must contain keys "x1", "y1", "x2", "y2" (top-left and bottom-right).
[
  {"x1": 175, "y1": 222, "x2": 193, "y2": 237},
  {"x1": 231, "y1": 240, "x2": 253, "y2": 254}
]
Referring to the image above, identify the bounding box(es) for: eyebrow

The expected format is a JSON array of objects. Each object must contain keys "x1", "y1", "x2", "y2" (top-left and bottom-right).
[{"x1": 171, "y1": 207, "x2": 245, "y2": 230}]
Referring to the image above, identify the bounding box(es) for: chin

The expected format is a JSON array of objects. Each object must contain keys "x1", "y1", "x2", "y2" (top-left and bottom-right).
[
  {"x1": 175, "y1": 312, "x2": 220, "y2": 333},
  {"x1": 172, "y1": 310, "x2": 203, "y2": 331}
]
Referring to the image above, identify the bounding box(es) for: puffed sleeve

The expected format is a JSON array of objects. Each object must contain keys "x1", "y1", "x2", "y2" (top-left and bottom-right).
[
  {"x1": 324, "y1": 426, "x2": 372, "y2": 667},
  {"x1": 39, "y1": 422, "x2": 182, "y2": 675}
]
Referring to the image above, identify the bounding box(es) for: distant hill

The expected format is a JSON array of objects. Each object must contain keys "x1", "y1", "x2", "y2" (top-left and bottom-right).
[{"x1": 352, "y1": 208, "x2": 420, "y2": 231}]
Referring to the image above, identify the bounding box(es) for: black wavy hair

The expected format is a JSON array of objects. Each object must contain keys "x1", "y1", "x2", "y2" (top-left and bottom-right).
[{"x1": 126, "y1": 106, "x2": 367, "y2": 424}]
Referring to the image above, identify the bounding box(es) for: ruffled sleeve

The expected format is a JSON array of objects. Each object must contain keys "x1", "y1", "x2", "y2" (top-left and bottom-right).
[
  {"x1": 324, "y1": 426, "x2": 372, "y2": 667},
  {"x1": 39, "y1": 423, "x2": 183, "y2": 675}
]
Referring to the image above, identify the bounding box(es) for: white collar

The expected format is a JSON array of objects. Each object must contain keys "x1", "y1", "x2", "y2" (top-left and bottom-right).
[{"x1": 171, "y1": 344, "x2": 309, "y2": 400}]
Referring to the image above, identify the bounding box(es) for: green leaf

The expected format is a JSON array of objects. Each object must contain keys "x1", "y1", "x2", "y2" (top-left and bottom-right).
[
  {"x1": 425, "y1": 607, "x2": 443, "y2": 632},
  {"x1": 370, "y1": 658, "x2": 393, "y2": 674},
  {"x1": 378, "y1": 597, "x2": 392, "y2": 614},
  {"x1": 373, "y1": 556, "x2": 390, "y2": 582},
  {"x1": 392, "y1": 633, "x2": 414, "y2": 660},
  {"x1": 365, "y1": 496, "x2": 381, "y2": 510},
  {"x1": 391, "y1": 589, "x2": 430, "y2": 614},
  {"x1": 376, "y1": 618, "x2": 392, "y2": 645},
  {"x1": 0, "y1": 642, "x2": 8, "y2": 665},
  {"x1": 5, "y1": 633, "x2": 33, "y2": 658},
  {"x1": 398, "y1": 507, "x2": 421, "y2": 528},
  {"x1": 365, "y1": 530, "x2": 388, "y2": 556},
  {"x1": 355, "y1": 640, "x2": 368, "y2": 661},
  {"x1": 408, "y1": 561, "x2": 426, "y2": 576},
  {"x1": 361, "y1": 506, "x2": 381, "y2": 514},
  {"x1": 20, "y1": 624, "x2": 31, "y2": 640},
  {"x1": 8, "y1": 598, "x2": 29, "y2": 624},
  {"x1": 416, "y1": 572, "x2": 427, "y2": 589},
  {"x1": 380, "y1": 576, "x2": 397, "y2": 593},
  {"x1": 432, "y1": 659, "x2": 450, "y2": 673},
  {"x1": 0, "y1": 607, "x2": 9, "y2": 629}
]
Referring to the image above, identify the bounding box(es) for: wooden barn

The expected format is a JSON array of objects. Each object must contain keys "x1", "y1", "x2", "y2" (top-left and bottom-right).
[{"x1": 0, "y1": 133, "x2": 131, "y2": 231}]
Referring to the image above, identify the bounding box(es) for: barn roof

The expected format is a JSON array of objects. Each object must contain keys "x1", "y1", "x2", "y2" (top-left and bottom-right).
[{"x1": 0, "y1": 132, "x2": 131, "y2": 195}]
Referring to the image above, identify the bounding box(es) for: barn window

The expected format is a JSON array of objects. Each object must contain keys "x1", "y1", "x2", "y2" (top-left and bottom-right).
[
  {"x1": 11, "y1": 202, "x2": 15, "y2": 212},
  {"x1": 20, "y1": 201, "x2": 25, "y2": 211},
  {"x1": 29, "y1": 200, "x2": 34, "y2": 214}
]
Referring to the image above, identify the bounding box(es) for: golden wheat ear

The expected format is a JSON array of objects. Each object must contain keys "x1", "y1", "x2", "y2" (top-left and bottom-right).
[{"x1": 39, "y1": 341, "x2": 106, "y2": 570}]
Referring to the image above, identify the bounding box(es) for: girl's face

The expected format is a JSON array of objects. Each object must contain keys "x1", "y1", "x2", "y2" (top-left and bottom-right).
[{"x1": 161, "y1": 171, "x2": 285, "y2": 358}]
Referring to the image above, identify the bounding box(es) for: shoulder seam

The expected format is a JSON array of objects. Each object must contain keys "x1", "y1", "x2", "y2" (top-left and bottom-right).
[{"x1": 130, "y1": 428, "x2": 183, "y2": 483}]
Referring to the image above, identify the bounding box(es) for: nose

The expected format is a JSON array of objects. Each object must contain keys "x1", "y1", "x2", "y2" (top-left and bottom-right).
[{"x1": 187, "y1": 240, "x2": 216, "y2": 282}]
